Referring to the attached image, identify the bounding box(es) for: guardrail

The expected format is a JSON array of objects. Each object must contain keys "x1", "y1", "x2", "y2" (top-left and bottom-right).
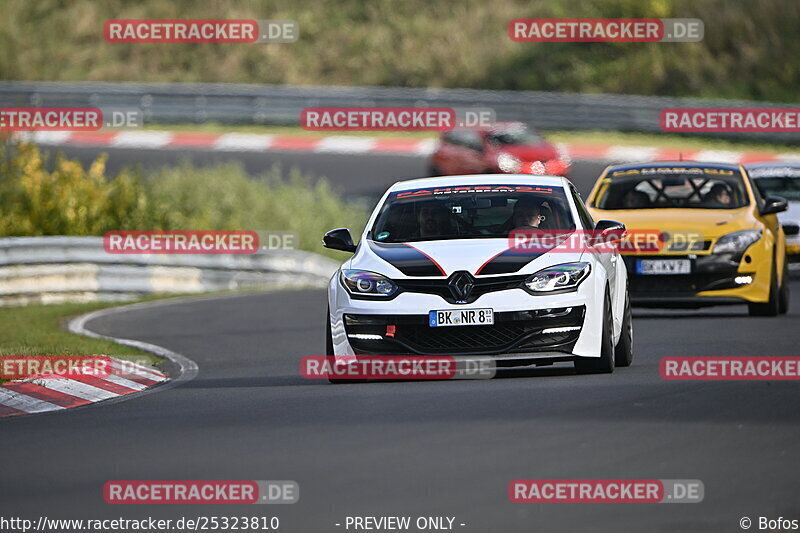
[
  {"x1": 0, "y1": 236, "x2": 339, "y2": 306},
  {"x1": 1, "y1": 81, "x2": 797, "y2": 142}
]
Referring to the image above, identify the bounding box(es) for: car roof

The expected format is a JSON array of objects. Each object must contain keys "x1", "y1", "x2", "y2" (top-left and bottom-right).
[
  {"x1": 448, "y1": 121, "x2": 531, "y2": 134},
  {"x1": 745, "y1": 161, "x2": 800, "y2": 180},
  {"x1": 386, "y1": 174, "x2": 570, "y2": 193},
  {"x1": 745, "y1": 161, "x2": 800, "y2": 168},
  {"x1": 746, "y1": 162, "x2": 800, "y2": 179},
  {"x1": 606, "y1": 161, "x2": 742, "y2": 174}
]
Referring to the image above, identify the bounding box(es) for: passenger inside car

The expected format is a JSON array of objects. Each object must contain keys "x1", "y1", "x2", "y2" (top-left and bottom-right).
[{"x1": 623, "y1": 190, "x2": 651, "y2": 208}]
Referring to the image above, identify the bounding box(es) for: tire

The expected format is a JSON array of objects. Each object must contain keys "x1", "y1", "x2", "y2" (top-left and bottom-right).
[
  {"x1": 326, "y1": 307, "x2": 366, "y2": 384},
  {"x1": 575, "y1": 288, "x2": 615, "y2": 374},
  {"x1": 748, "y1": 255, "x2": 780, "y2": 317},
  {"x1": 779, "y1": 256, "x2": 790, "y2": 315},
  {"x1": 614, "y1": 288, "x2": 633, "y2": 367}
]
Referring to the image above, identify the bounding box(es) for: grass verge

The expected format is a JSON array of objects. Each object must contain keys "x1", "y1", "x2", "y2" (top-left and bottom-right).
[{"x1": 0, "y1": 300, "x2": 158, "y2": 385}]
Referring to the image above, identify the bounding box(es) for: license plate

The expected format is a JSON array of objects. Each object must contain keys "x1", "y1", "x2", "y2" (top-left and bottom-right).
[
  {"x1": 429, "y1": 308, "x2": 494, "y2": 327},
  {"x1": 636, "y1": 259, "x2": 691, "y2": 275}
]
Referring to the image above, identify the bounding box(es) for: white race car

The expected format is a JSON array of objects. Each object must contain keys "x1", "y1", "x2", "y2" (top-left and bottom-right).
[
  {"x1": 323, "y1": 175, "x2": 632, "y2": 382},
  {"x1": 747, "y1": 162, "x2": 800, "y2": 269}
]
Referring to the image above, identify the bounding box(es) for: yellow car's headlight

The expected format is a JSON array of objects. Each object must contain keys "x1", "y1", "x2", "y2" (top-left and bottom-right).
[{"x1": 713, "y1": 230, "x2": 762, "y2": 254}]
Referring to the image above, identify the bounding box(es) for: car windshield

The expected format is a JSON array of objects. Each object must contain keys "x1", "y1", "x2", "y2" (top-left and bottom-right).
[
  {"x1": 592, "y1": 168, "x2": 750, "y2": 210},
  {"x1": 750, "y1": 167, "x2": 800, "y2": 201},
  {"x1": 485, "y1": 127, "x2": 542, "y2": 146},
  {"x1": 371, "y1": 185, "x2": 576, "y2": 243}
]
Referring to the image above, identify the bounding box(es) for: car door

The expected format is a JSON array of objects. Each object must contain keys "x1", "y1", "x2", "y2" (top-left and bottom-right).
[{"x1": 571, "y1": 185, "x2": 621, "y2": 317}]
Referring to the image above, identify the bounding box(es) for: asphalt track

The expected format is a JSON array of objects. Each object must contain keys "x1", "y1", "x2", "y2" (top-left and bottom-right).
[
  {"x1": 41, "y1": 144, "x2": 608, "y2": 198},
  {"x1": 2, "y1": 147, "x2": 800, "y2": 532}
]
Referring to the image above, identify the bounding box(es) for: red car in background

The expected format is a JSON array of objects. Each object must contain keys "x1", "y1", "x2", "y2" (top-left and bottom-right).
[{"x1": 428, "y1": 122, "x2": 571, "y2": 177}]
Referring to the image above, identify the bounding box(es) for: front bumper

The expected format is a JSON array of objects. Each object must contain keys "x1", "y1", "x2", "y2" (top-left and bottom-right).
[
  {"x1": 328, "y1": 274, "x2": 608, "y2": 362},
  {"x1": 343, "y1": 306, "x2": 585, "y2": 356},
  {"x1": 623, "y1": 248, "x2": 770, "y2": 307}
]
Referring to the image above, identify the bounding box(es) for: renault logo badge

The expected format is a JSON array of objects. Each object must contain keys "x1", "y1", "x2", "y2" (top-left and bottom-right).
[{"x1": 448, "y1": 271, "x2": 475, "y2": 303}]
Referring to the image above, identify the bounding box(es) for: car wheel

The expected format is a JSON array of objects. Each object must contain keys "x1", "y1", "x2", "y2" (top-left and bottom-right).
[
  {"x1": 614, "y1": 288, "x2": 633, "y2": 367},
  {"x1": 326, "y1": 307, "x2": 366, "y2": 384},
  {"x1": 748, "y1": 256, "x2": 780, "y2": 317},
  {"x1": 779, "y1": 257, "x2": 790, "y2": 315},
  {"x1": 575, "y1": 288, "x2": 615, "y2": 374}
]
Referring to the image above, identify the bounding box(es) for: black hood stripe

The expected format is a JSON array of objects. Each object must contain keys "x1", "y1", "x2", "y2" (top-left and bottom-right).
[
  {"x1": 369, "y1": 241, "x2": 446, "y2": 277},
  {"x1": 475, "y1": 248, "x2": 548, "y2": 275},
  {"x1": 476, "y1": 230, "x2": 577, "y2": 275}
]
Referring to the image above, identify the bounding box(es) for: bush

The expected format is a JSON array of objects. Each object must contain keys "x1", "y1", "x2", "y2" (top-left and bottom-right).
[{"x1": 0, "y1": 141, "x2": 368, "y2": 258}]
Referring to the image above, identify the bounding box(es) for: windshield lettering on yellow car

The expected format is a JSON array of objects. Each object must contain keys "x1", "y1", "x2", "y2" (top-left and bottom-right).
[{"x1": 597, "y1": 169, "x2": 749, "y2": 210}]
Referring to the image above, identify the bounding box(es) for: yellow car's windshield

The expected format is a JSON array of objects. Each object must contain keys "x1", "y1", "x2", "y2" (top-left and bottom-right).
[{"x1": 594, "y1": 169, "x2": 749, "y2": 210}]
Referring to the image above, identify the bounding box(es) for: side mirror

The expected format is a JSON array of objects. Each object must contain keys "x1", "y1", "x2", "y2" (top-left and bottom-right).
[
  {"x1": 593, "y1": 219, "x2": 626, "y2": 246},
  {"x1": 322, "y1": 228, "x2": 357, "y2": 253},
  {"x1": 762, "y1": 196, "x2": 788, "y2": 216},
  {"x1": 595, "y1": 219, "x2": 626, "y2": 233}
]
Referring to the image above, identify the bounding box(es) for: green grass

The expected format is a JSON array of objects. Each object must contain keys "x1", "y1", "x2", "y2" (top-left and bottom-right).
[{"x1": 0, "y1": 300, "x2": 157, "y2": 384}]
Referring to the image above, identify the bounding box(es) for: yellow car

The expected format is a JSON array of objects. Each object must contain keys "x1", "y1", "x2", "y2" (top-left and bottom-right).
[{"x1": 586, "y1": 161, "x2": 789, "y2": 316}]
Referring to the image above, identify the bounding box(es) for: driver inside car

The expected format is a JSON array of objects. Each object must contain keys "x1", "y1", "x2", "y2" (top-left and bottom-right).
[
  {"x1": 704, "y1": 183, "x2": 733, "y2": 207},
  {"x1": 512, "y1": 197, "x2": 546, "y2": 231},
  {"x1": 416, "y1": 204, "x2": 454, "y2": 238}
]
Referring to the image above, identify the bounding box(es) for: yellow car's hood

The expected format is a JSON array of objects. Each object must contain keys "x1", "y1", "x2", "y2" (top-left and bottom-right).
[{"x1": 589, "y1": 207, "x2": 757, "y2": 239}]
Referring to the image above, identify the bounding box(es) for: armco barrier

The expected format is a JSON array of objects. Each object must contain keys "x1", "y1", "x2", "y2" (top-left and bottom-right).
[
  {"x1": 0, "y1": 236, "x2": 339, "y2": 306},
  {"x1": 1, "y1": 81, "x2": 798, "y2": 142}
]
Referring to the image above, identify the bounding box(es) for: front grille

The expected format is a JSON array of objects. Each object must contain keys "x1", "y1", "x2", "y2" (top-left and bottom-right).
[
  {"x1": 401, "y1": 322, "x2": 528, "y2": 351},
  {"x1": 624, "y1": 254, "x2": 748, "y2": 295},
  {"x1": 395, "y1": 274, "x2": 529, "y2": 304},
  {"x1": 344, "y1": 306, "x2": 585, "y2": 355},
  {"x1": 630, "y1": 273, "x2": 744, "y2": 294}
]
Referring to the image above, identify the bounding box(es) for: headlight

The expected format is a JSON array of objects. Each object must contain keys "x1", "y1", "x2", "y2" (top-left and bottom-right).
[
  {"x1": 523, "y1": 262, "x2": 591, "y2": 294},
  {"x1": 497, "y1": 152, "x2": 521, "y2": 173},
  {"x1": 341, "y1": 269, "x2": 398, "y2": 297},
  {"x1": 713, "y1": 230, "x2": 762, "y2": 254}
]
